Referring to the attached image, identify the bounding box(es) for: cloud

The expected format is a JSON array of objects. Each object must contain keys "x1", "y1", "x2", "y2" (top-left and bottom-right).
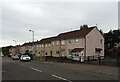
[{"x1": 1, "y1": 1, "x2": 118, "y2": 47}]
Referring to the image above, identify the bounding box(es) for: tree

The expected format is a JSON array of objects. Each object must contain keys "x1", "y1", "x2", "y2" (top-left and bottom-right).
[
  {"x1": 2, "y1": 46, "x2": 13, "y2": 55},
  {"x1": 80, "y1": 24, "x2": 88, "y2": 30},
  {"x1": 104, "y1": 29, "x2": 120, "y2": 49},
  {"x1": 99, "y1": 29, "x2": 104, "y2": 35}
]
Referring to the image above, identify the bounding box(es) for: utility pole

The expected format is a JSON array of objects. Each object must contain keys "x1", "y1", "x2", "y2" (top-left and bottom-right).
[{"x1": 29, "y1": 30, "x2": 35, "y2": 59}]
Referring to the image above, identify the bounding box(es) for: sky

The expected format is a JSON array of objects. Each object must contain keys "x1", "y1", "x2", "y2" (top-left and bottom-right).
[{"x1": 0, "y1": 0, "x2": 119, "y2": 47}]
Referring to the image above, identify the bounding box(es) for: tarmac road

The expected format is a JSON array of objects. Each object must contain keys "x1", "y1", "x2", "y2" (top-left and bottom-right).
[{"x1": 1, "y1": 56, "x2": 119, "y2": 82}]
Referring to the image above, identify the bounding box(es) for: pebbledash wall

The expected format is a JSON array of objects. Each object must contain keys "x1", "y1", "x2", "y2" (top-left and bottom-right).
[
  {"x1": 85, "y1": 27, "x2": 104, "y2": 57},
  {"x1": 35, "y1": 27, "x2": 104, "y2": 61}
]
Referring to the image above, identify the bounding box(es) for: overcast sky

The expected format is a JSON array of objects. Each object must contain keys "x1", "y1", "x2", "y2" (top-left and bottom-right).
[{"x1": 0, "y1": 0, "x2": 119, "y2": 47}]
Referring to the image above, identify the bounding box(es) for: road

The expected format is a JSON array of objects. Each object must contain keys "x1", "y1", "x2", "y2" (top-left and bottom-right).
[{"x1": 1, "y1": 56, "x2": 119, "y2": 82}]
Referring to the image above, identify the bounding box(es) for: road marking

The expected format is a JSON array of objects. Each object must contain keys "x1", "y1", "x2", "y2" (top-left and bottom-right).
[
  {"x1": 30, "y1": 67, "x2": 42, "y2": 72},
  {"x1": 1, "y1": 70, "x2": 7, "y2": 72},
  {"x1": 52, "y1": 74, "x2": 72, "y2": 82}
]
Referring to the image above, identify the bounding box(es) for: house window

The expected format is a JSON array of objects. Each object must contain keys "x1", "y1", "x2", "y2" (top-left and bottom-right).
[
  {"x1": 45, "y1": 52, "x2": 47, "y2": 55},
  {"x1": 42, "y1": 44, "x2": 44, "y2": 47},
  {"x1": 49, "y1": 44, "x2": 51, "y2": 47},
  {"x1": 75, "y1": 39, "x2": 79, "y2": 44},
  {"x1": 45, "y1": 44, "x2": 47, "y2": 47},
  {"x1": 52, "y1": 41, "x2": 54, "y2": 45},
  {"x1": 68, "y1": 40, "x2": 72, "y2": 44},
  {"x1": 37, "y1": 45, "x2": 38, "y2": 47},
  {"x1": 72, "y1": 52, "x2": 79, "y2": 57},
  {"x1": 61, "y1": 40, "x2": 65, "y2": 45},
  {"x1": 39, "y1": 44, "x2": 41, "y2": 47},
  {"x1": 100, "y1": 39, "x2": 103, "y2": 44},
  {"x1": 56, "y1": 41, "x2": 59, "y2": 45},
  {"x1": 95, "y1": 48, "x2": 102, "y2": 54},
  {"x1": 56, "y1": 50, "x2": 59, "y2": 54}
]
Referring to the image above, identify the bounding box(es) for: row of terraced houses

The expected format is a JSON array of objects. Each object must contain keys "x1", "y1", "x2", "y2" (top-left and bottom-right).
[{"x1": 9, "y1": 26, "x2": 104, "y2": 61}]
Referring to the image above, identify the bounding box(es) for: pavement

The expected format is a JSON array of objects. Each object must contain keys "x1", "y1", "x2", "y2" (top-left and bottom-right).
[{"x1": 1, "y1": 56, "x2": 119, "y2": 82}]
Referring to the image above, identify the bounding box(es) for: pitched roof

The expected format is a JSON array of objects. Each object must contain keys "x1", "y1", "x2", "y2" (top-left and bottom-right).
[
  {"x1": 36, "y1": 36, "x2": 57, "y2": 44},
  {"x1": 71, "y1": 48, "x2": 84, "y2": 52},
  {"x1": 57, "y1": 27, "x2": 95, "y2": 40},
  {"x1": 22, "y1": 42, "x2": 33, "y2": 46},
  {"x1": 34, "y1": 27, "x2": 96, "y2": 44}
]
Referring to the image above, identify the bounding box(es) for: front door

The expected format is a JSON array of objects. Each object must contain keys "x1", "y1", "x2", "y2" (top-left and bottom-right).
[{"x1": 79, "y1": 53, "x2": 84, "y2": 62}]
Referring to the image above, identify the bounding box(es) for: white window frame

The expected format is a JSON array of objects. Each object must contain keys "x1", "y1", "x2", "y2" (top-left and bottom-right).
[
  {"x1": 61, "y1": 40, "x2": 65, "y2": 45},
  {"x1": 56, "y1": 41, "x2": 59, "y2": 45},
  {"x1": 39, "y1": 44, "x2": 41, "y2": 47},
  {"x1": 45, "y1": 44, "x2": 47, "y2": 47},
  {"x1": 37, "y1": 45, "x2": 38, "y2": 47},
  {"x1": 52, "y1": 41, "x2": 54, "y2": 45},
  {"x1": 49, "y1": 44, "x2": 51, "y2": 47},
  {"x1": 75, "y1": 39, "x2": 79, "y2": 44},
  {"x1": 42, "y1": 44, "x2": 44, "y2": 47}
]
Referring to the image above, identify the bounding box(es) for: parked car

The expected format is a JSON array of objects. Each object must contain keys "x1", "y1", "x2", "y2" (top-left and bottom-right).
[
  {"x1": 16, "y1": 54, "x2": 21, "y2": 57},
  {"x1": 20, "y1": 55, "x2": 31, "y2": 62},
  {"x1": 12, "y1": 55, "x2": 20, "y2": 60},
  {"x1": 0, "y1": 54, "x2": 4, "y2": 57}
]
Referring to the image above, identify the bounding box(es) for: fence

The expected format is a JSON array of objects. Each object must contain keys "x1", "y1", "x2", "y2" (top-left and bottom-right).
[
  {"x1": 34, "y1": 55, "x2": 119, "y2": 67},
  {"x1": 84, "y1": 56, "x2": 119, "y2": 67}
]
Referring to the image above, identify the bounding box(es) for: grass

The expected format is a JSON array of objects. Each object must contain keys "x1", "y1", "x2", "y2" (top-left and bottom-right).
[{"x1": 36, "y1": 58, "x2": 46, "y2": 62}]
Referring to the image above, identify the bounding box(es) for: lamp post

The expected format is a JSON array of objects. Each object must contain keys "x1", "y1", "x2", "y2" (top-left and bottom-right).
[
  {"x1": 13, "y1": 40, "x2": 17, "y2": 45},
  {"x1": 13, "y1": 40, "x2": 17, "y2": 55},
  {"x1": 29, "y1": 30, "x2": 35, "y2": 56}
]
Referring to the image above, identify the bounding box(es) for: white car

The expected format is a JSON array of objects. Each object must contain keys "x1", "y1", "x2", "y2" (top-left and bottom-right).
[
  {"x1": 20, "y1": 55, "x2": 31, "y2": 61},
  {"x1": 0, "y1": 54, "x2": 4, "y2": 57}
]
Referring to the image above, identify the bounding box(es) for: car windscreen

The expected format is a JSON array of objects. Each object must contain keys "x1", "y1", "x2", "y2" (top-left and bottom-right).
[
  {"x1": 13, "y1": 55, "x2": 19, "y2": 57},
  {"x1": 22, "y1": 55, "x2": 29, "y2": 57}
]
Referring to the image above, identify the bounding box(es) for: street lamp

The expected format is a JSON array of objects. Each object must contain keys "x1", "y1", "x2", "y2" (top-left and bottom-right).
[
  {"x1": 29, "y1": 30, "x2": 35, "y2": 55},
  {"x1": 13, "y1": 40, "x2": 17, "y2": 55},
  {"x1": 13, "y1": 40, "x2": 17, "y2": 45}
]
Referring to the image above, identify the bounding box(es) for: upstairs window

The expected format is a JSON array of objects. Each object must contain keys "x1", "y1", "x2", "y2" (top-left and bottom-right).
[
  {"x1": 45, "y1": 44, "x2": 47, "y2": 47},
  {"x1": 61, "y1": 40, "x2": 65, "y2": 45},
  {"x1": 37, "y1": 45, "x2": 38, "y2": 47},
  {"x1": 75, "y1": 39, "x2": 79, "y2": 44},
  {"x1": 42, "y1": 44, "x2": 44, "y2": 47},
  {"x1": 52, "y1": 41, "x2": 54, "y2": 45},
  {"x1": 56, "y1": 41, "x2": 59, "y2": 45},
  {"x1": 100, "y1": 39, "x2": 103, "y2": 44},
  {"x1": 39, "y1": 44, "x2": 41, "y2": 47},
  {"x1": 68, "y1": 39, "x2": 72, "y2": 44},
  {"x1": 49, "y1": 44, "x2": 51, "y2": 47}
]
